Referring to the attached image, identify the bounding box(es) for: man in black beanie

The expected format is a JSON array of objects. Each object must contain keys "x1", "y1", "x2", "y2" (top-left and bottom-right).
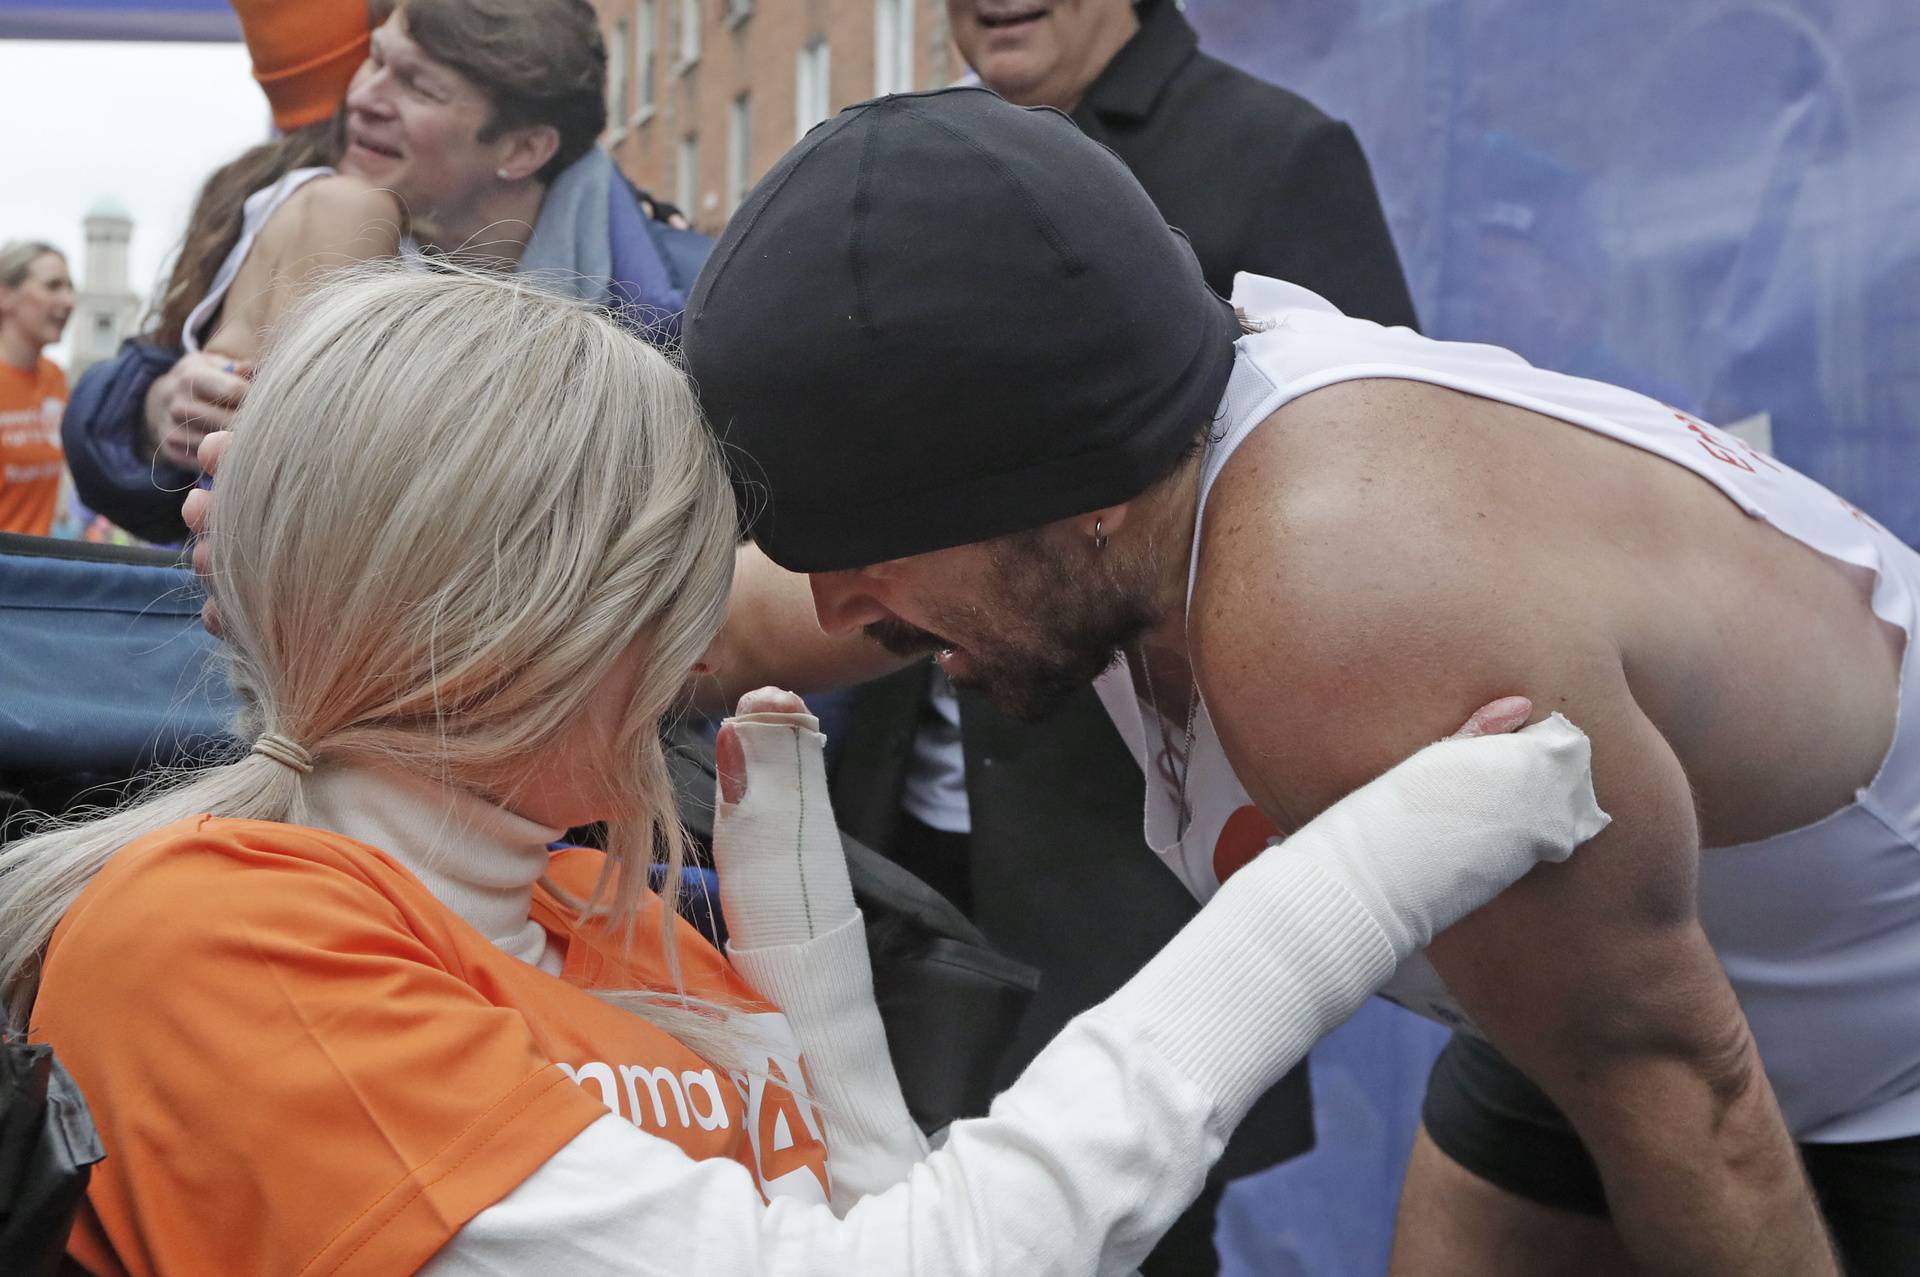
[
  {"x1": 687, "y1": 86, "x2": 1920, "y2": 1277},
  {"x1": 830, "y1": 7, "x2": 1418, "y2": 1268}
]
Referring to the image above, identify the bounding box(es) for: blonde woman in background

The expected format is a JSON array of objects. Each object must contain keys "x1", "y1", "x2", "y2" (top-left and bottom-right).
[
  {"x1": 5, "y1": 266, "x2": 1605, "y2": 1275},
  {"x1": 0, "y1": 242, "x2": 73, "y2": 536}
]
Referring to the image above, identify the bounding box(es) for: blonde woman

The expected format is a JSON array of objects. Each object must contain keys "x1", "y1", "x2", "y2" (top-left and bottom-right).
[{"x1": 5, "y1": 267, "x2": 1605, "y2": 1276}]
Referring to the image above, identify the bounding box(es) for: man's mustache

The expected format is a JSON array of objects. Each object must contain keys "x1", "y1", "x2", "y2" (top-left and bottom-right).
[{"x1": 864, "y1": 618, "x2": 947, "y2": 656}]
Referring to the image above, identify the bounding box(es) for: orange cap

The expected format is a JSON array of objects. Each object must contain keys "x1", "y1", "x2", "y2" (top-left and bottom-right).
[{"x1": 232, "y1": 0, "x2": 373, "y2": 131}]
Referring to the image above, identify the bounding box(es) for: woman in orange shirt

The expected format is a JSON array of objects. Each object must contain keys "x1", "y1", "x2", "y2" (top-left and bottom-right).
[
  {"x1": 0, "y1": 242, "x2": 74, "y2": 536},
  {"x1": 1, "y1": 265, "x2": 1603, "y2": 1276}
]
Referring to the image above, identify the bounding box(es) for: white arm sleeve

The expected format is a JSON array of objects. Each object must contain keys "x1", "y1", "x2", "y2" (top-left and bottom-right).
[
  {"x1": 727, "y1": 914, "x2": 931, "y2": 1210},
  {"x1": 710, "y1": 711, "x2": 931, "y2": 1208},
  {"x1": 424, "y1": 715, "x2": 1607, "y2": 1277}
]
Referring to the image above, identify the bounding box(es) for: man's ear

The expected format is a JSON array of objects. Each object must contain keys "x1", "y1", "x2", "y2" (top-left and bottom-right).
[{"x1": 495, "y1": 123, "x2": 562, "y2": 182}]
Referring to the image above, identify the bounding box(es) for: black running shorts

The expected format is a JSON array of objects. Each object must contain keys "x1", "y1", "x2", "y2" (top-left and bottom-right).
[{"x1": 1423, "y1": 1032, "x2": 1920, "y2": 1276}]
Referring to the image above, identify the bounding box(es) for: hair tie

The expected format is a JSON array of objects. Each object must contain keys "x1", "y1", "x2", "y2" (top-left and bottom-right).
[{"x1": 251, "y1": 732, "x2": 314, "y2": 775}]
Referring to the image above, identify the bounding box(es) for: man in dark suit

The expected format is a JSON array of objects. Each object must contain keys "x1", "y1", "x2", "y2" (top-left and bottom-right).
[{"x1": 831, "y1": 3, "x2": 1418, "y2": 1271}]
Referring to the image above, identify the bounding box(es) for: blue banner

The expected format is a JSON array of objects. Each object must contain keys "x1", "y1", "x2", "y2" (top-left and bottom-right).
[
  {"x1": 1191, "y1": 0, "x2": 1920, "y2": 547},
  {"x1": 0, "y1": 0, "x2": 238, "y2": 41},
  {"x1": 1189, "y1": 3, "x2": 1920, "y2": 1270}
]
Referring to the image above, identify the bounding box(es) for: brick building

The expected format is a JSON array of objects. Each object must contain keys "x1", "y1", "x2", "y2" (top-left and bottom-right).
[{"x1": 593, "y1": 0, "x2": 962, "y2": 236}]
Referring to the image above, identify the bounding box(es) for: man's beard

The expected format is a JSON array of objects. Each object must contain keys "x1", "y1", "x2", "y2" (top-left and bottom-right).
[{"x1": 864, "y1": 541, "x2": 1155, "y2": 724}]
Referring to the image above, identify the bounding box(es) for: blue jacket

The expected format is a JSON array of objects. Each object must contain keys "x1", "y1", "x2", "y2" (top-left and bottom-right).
[{"x1": 63, "y1": 154, "x2": 710, "y2": 543}]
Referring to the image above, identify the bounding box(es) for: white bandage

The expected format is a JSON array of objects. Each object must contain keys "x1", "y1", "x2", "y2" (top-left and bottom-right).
[
  {"x1": 710, "y1": 711, "x2": 859, "y2": 952},
  {"x1": 1298, "y1": 712, "x2": 1609, "y2": 957}
]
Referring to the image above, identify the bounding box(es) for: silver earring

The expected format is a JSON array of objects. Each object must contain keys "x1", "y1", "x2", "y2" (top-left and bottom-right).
[
  {"x1": 496, "y1": 167, "x2": 511, "y2": 180},
  {"x1": 1093, "y1": 518, "x2": 1108, "y2": 551}
]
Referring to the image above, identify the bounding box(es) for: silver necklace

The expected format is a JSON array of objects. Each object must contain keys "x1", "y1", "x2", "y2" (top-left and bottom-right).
[{"x1": 1136, "y1": 643, "x2": 1201, "y2": 841}]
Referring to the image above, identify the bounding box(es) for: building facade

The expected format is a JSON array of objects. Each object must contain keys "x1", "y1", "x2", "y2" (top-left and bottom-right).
[{"x1": 592, "y1": 0, "x2": 961, "y2": 235}]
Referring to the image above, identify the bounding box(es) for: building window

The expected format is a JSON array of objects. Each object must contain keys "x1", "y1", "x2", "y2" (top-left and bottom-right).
[
  {"x1": 724, "y1": 0, "x2": 753, "y2": 28},
  {"x1": 727, "y1": 93, "x2": 752, "y2": 214},
  {"x1": 677, "y1": 0, "x2": 700, "y2": 71},
  {"x1": 874, "y1": 0, "x2": 914, "y2": 96},
  {"x1": 677, "y1": 133, "x2": 699, "y2": 214},
  {"x1": 794, "y1": 38, "x2": 831, "y2": 142},
  {"x1": 637, "y1": 0, "x2": 657, "y2": 116},
  {"x1": 607, "y1": 18, "x2": 632, "y2": 128}
]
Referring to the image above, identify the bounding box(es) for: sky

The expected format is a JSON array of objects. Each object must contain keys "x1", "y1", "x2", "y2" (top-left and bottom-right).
[{"x1": 1, "y1": 39, "x2": 268, "y2": 367}]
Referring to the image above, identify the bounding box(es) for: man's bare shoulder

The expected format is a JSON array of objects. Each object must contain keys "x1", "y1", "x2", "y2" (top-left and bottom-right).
[
  {"x1": 1187, "y1": 379, "x2": 1605, "y2": 818},
  {"x1": 1192, "y1": 378, "x2": 1550, "y2": 657}
]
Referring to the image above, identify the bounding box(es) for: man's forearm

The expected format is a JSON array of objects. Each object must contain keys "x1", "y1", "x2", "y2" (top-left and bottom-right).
[
  {"x1": 1578, "y1": 1052, "x2": 1836, "y2": 1276},
  {"x1": 694, "y1": 544, "x2": 907, "y2": 713}
]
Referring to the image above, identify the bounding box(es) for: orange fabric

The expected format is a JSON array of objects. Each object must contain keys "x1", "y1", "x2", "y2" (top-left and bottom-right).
[
  {"x1": 231, "y1": 0, "x2": 371, "y2": 130},
  {"x1": 0, "y1": 357, "x2": 66, "y2": 535},
  {"x1": 32, "y1": 817, "x2": 829, "y2": 1277}
]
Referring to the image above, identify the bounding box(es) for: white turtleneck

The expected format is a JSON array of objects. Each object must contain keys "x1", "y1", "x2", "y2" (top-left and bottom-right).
[
  {"x1": 300, "y1": 763, "x2": 568, "y2": 975},
  {"x1": 298, "y1": 757, "x2": 927, "y2": 1197}
]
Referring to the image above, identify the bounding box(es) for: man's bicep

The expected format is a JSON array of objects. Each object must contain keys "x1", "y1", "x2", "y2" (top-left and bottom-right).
[
  {"x1": 1421, "y1": 692, "x2": 1780, "y2": 1204},
  {"x1": 1219, "y1": 578, "x2": 1708, "y2": 1042},
  {"x1": 1217, "y1": 585, "x2": 1735, "y2": 1115},
  {"x1": 1420, "y1": 680, "x2": 1713, "y2": 1075},
  {"x1": 1205, "y1": 509, "x2": 1775, "y2": 1211},
  {"x1": 1197, "y1": 477, "x2": 1709, "y2": 1047},
  {"x1": 1197, "y1": 498, "x2": 1618, "y2": 831}
]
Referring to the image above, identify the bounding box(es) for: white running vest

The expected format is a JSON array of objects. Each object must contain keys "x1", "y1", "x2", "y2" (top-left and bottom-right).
[{"x1": 1096, "y1": 272, "x2": 1920, "y2": 1143}]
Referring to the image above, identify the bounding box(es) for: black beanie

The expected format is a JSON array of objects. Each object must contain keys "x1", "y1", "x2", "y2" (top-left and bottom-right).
[{"x1": 683, "y1": 85, "x2": 1240, "y2": 573}]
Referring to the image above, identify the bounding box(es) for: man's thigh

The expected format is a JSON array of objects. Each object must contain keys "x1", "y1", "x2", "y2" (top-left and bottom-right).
[
  {"x1": 1394, "y1": 1033, "x2": 1920, "y2": 1276},
  {"x1": 1389, "y1": 1032, "x2": 1632, "y2": 1275},
  {"x1": 1390, "y1": 1125, "x2": 1631, "y2": 1276}
]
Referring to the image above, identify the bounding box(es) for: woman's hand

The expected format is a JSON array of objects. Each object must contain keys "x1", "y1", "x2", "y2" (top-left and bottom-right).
[
  {"x1": 182, "y1": 429, "x2": 232, "y2": 634},
  {"x1": 1446, "y1": 695, "x2": 1533, "y2": 740},
  {"x1": 715, "y1": 687, "x2": 812, "y2": 804},
  {"x1": 145, "y1": 352, "x2": 249, "y2": 470},
  {"x1": 709, "y1": 688, "x2": 853, "y2": 952}
]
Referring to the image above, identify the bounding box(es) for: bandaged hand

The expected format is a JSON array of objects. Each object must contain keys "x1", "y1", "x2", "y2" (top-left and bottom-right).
[
  {"x1": 1290, "y1": 703, "x2": 1610, "y2": 959},
  {"x1": 711, "y1": 688, "x2": 859, "y2": 952}
]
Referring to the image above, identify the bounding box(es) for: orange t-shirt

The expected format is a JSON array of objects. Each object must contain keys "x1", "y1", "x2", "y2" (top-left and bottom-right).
[
  {"x1": 31, "y1": 817, "x2": 831, "y2": 1277},
  {"x1": 0, "y1": 356, "x2": 67, "y2": 535}
]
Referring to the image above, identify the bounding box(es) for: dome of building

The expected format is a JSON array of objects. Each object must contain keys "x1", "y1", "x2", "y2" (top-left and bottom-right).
[{"x1": 85, "y1": 195, "x2": 134, "y2": 223}]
